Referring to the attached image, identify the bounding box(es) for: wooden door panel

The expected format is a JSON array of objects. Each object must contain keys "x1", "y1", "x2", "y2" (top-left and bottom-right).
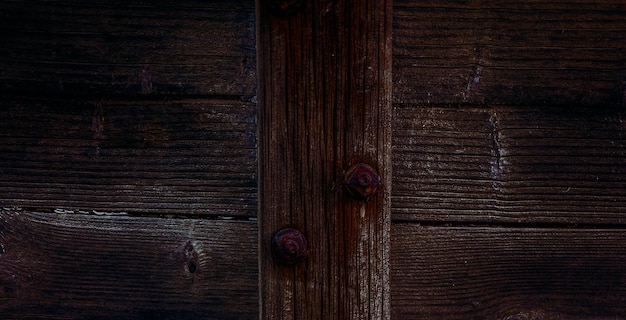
[
  {"x1": 391, "y1": 224, "x2": 626, "y2": 319},
  {"x1": 0, "y1": 210, "x2": 258, "y2": 319}
]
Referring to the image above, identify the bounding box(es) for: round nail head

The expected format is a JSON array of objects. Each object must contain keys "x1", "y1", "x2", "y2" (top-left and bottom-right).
[
  {"x1": 272, "y1": 228, "x2": 309, "y2": 265},
  {"x1": 344, "y1": 163, "x2": 380, "y2": 200}
]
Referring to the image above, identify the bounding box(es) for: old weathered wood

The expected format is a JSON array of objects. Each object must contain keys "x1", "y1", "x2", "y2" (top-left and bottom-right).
[
  {"x1": 256, "y1": 0, "x2": 392, "y2": 318},
  {"x1": 391, "y1": 224, "x2": 626, "y2": 319},
  {"x1": 0, "y1": 1, "x2": 256, "y2": 98},
  {"x1": 393, "y1": 106, "x2": 626, "y2": 224},
  {"x1": 0, "y1": 97, "x2": 257, "y2": 217},
  {"x1": 5, "y1": 210, "x2": 626, "y2": 319},
  {"x1": 2, "y1": 0, "x2": 625, "y2": 319},
  {"x1": 393, "y1": 0, "x2": 626, "y2": 107},
  {"x1": 391, "y1": 3, "x2": 626, "y2": 317},
  {"x1": 0, "y1": 1, "x2": 258, "y2": 217},
  {"x1": 0, "y1": 210, "x2": 258, "y2": 319},
  {"x1": 390, "y1": 1, "x2": 626, "y2": 318}
]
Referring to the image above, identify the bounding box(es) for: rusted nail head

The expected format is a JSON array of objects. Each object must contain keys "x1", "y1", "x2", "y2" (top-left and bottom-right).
[
  {"x1": 272, "y1": 228, "x2": 309, "y2": 265},
  {"x1": 344, "y1": 163, "x2": 380, "y2": 200},
  {"x1": 357, "y1": 172, "x2": 372, "y2": 187}
]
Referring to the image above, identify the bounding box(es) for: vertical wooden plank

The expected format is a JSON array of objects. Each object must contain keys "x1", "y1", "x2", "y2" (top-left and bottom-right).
[{"x1": 256, "y1": 0, "x2": 392, "y2": 319}]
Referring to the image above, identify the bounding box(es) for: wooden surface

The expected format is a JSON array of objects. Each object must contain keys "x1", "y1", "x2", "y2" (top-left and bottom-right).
[
  {"x1": 0, "y1": 0, "x2": 256, "y2": 98},
  {"x1": 256, "y1": 0, "x2": 392, "y2": 318},
  {"x1": 389, "y1": 1, "x2": 626, "y2": 317},
  {"x1": 0, "y1": 97, "x2": 257, "y2": 217},
  {"x1": 4, "y1": 211, "x2": 626, "y2": 319},
  {"x1": 1, "y1": 0, "x2": 626, "y2": 318},
  {"x1": 0, "y1": 210, "x2": 258, "y2": 319},
  {"x1": 0, "y1": 0, "x2": 257, "y2": 217},
  {"x1": 391, "y1": 224, "x2": 626, "y2": 319},
  {"x1": 392, "y1": 106, "x2": 626, "y2": 224},
  {"x1": 393, "y1": 0, "x2": 626, "y2": 107},
  {"x1": 2, "y1": 0, "x2": 624, "y2": 220}
]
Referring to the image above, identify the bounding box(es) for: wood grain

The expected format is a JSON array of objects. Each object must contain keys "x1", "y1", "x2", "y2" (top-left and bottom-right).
[
  {"x1": 0, "y1": 0, "x2": 258, "y2": 216},
  {"x1": 4, "y1": 0, "x2": 624, "y2": 104},
  {"x1": 3, "y1": 0, "x2": 624, "y2": 221},
  {"x1": 393, "y1": 0, "x2": 626, "y2": 106},
  {"x1": 5, "y1": 211, "x2": 625, "y2": 319},
  {"x1": 391, "y1": 223, "x2": 626, "y2": 319},
  {"x1": 393, "y1": 106, "x2": 626, "y2": 224},
  {"x1": 256, "y1": 0, "x2": 393, "y2": 318},
  {"x1": 2, "y1": 1, "x2": 626, "y2": 318},
  {"x1": 0, "y1": 210, "x2": 258, "y2": 319},
  {"x1": 0, "y1": 0, "x2": 256, "y2": 98},
  {"x1": 0, "y1": 98, "x2": 257, "y2": 217}
]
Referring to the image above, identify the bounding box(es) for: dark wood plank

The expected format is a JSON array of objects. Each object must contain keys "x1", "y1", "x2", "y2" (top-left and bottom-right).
[
  {"x1": 393, "y1": 0, "x2": 626, "y2": 106},
  {"x1": 6, "y1": 210, "x2": 625, "y2": 319},
  {"x1": 392, "y1": 106, "x2": 626, "y2": 224},
  {"x1": 391, "y1": 223, "x2": 626, "y2": 319},
  {"x1": 0, "y1": 209, "x2": 258, "y2": 319},
  {"x1": 0, "y1": 98, "x2": 257, "y2": 217},
  {"x1": 0, "y1": 0, "x2": 256, "y2": 98},
  {"x1": 256, "y1": 0, "x2": 392, "y2": 318}
]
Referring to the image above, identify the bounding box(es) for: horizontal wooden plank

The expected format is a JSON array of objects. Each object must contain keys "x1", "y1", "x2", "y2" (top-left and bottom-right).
[
  {"x1": 391, "y1": 223, "x2": 626, "y2": 319},
  {"x1": 7, "y1": 0, "x2": 623, "y2": 106},
  {"x1": 393, "y1": 0, "x2": 626, "y2": 106},
  {"x1": 0, "y1": 210, "x2": 258, "y2": 319},
  {"x1": 4, "y1": 102, "x2": 625, "y2": 222},
  {"x1": 0, "y1": 98, "x2": 257, "y2": 216},
  {"x1": 392, "y1": 106, "x2": 626, "y2": 224},
  {"x1": 6, "y1": 213, "x2": 625, "y2": 319},
  {"x1": 0, "y1": 0, "x2": 256, "y2": 97}
]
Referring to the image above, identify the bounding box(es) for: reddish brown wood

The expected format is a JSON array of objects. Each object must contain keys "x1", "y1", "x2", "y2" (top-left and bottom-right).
[
  {"x1": 256, "y1": 0, "x2": 393, "y2": 318},
  {"x1": 0, "y1": 210, "x2": 258, "y2": 319}
]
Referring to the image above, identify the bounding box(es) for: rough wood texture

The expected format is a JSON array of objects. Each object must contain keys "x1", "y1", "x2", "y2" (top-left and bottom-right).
[
  {"x1": 393, "y1": 0, "x2": 626, "y2": 107},
  {"x1": 391, "y1": 223, "x2": 626, "y2": 319},
  {"x1": 0, "y1": 0, "x2": 256, "y2": 98},
  {"x1": 2, "y1": 0, "x2": 626, "y2": 318},
  {"x1": 0, "y1": 98, "x2": 257, "y2": 217},
  {"x1": 391, "y1": 3, "x2": 626, "y2": 316},
  {"x1": 256, "y1": 0, "x2": 392, "y2": 318},
  {"x1": 7, "y1": 211, "x2": 625, "y2": 319},
  {"x1": 393, "y1": 106, "x2": 626, "y2": 224},
  {"x1": 0, "y1": 1, "x2": 258, "y2": 216},
  {"x1": 0, "y1": 210, "x2": 258, "y2": 319}
]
